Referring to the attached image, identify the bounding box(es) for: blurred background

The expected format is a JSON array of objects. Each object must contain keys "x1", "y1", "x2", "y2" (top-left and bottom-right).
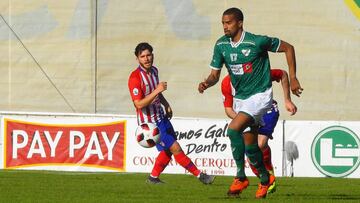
[{"x1": 0, "y1": 0, "x2": 359, "y2": 120}]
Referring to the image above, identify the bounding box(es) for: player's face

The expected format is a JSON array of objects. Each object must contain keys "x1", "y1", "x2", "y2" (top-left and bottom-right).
[
  {"x1": 137, "y1": 49, "x2": 154, "y2": 70},
  {"x1": 222, "y1": 14, "x2": 242, "y2": 38}
]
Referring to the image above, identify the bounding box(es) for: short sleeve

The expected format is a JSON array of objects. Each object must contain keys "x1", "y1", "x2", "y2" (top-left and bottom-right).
[
  {"x1": 128, "y1": 74, "x2": 144, "y2": 101},
  {"x1": 210, "y1": 43, "x2": 224, "y2": 69},
  {"x1": 259, "y1": 35, "x2": 281, "y2": 53}
]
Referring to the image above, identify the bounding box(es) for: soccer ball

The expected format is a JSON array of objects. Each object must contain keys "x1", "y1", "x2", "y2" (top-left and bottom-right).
[{"x1": 135, "y1": 123, "x2": 161, "y2": 148}]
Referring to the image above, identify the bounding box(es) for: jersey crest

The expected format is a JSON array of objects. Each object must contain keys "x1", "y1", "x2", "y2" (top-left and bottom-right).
[{"x1": 241, "y1": 49, "x2": 251, "y2": 56}]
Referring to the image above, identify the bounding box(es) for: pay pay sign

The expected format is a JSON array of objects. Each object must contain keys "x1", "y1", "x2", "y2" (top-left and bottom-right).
[{"x1": 3, "y1": 118, "x2": 126, "y2": 171}]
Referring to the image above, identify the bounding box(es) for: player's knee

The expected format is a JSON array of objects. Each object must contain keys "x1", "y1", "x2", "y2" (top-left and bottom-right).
[
  {"x1": 170, "y1": 141, "x2": 183, "y2": 154},
  {"x1": 257, "y1": 135, "x2": 269, "y2": 150},
  {"x1": 258, "y1": 142, "x2": 267, "y2": 150}
]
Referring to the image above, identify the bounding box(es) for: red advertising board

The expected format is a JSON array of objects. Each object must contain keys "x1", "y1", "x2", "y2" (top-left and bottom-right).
[{"x1": 4, "y1": 118, "x2": 126, "y2": 171}]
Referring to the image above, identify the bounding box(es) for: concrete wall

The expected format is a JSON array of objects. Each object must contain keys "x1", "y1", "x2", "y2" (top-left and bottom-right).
[{"x1": 0, "y1": 0, "x2": 359, "y2": 121}]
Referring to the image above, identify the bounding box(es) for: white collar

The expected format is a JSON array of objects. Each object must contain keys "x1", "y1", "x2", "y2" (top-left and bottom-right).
[{"x1": 230, "y1": 31, "x2": 245, "y2": 48}]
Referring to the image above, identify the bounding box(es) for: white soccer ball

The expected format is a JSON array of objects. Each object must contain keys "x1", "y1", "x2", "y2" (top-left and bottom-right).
[{"x1": 135, "y1": 123, "x2": 161, "y2": 148}]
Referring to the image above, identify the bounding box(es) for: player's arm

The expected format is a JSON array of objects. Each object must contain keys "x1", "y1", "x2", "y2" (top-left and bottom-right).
[
  {"x1": 277, "y1": 40, "x2": 303, "y2": 97},
  {"x1": 225, "y1": 107, "x2": 237, "y2": 119},
  {"x1": 198, "y1": 69, "x2": 221, "y2": 93},
  {"x1": 279, "y1": 70, "x2": 297, "y2": 115},
  {"x1": 221, "y1": 76, "x2": 236, "y2": 119},
  {"x1": 133, "y1": 82, "x2": 167, "y2": 109},
  {"x1": 158, "y1": 93, "x2": 173, "y2": 119}
]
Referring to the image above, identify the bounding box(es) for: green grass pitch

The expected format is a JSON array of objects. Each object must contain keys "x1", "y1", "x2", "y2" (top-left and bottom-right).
[{"x1": 0, "y1": 170, "x2": 360, "y2": 202}]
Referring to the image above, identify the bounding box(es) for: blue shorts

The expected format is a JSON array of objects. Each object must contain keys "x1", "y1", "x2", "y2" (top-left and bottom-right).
[
  {"x1": 258, "y1": 102, "x2": 280, "y2": 139},
  {"x1": 155, "y1": 117, "x2": 177, "y2": 151}
]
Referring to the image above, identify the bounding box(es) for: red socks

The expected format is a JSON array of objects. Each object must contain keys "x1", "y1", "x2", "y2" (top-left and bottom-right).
[
  {"x1": 151, "y1": 151, "x2": 200, "y2": 177},
  {"x1": 151, "y1": 151, "x2": 172, "y2": 177},
  {"x1": 174, "y1": 151, "x2": 201, "y2": 177},
  {"x1": 262, "y1": 146, "x2": 273, "y2": 172}
]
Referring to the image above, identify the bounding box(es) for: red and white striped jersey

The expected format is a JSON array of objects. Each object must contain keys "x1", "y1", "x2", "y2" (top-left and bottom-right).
[{"x1": 128, "y1": 66, "x2": 165, "y2": 124}]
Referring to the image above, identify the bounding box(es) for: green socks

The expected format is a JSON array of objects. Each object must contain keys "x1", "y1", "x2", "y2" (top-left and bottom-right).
[{"x1": 227, "y1": 128, "x2": 246, "y2": 179}]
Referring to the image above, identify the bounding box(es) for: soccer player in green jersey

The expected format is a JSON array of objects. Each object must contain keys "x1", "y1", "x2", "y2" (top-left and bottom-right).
[{"x1": 198, "y1": 7, "x2": 303, "y2": 198}]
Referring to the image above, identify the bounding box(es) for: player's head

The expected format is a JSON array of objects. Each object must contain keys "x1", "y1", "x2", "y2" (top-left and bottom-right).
[
  {"x1": 222, "y1": 8, "x2": 243, "y2": 38},
  {"x1": 134, "y1": 42, "x2": 154, "y2": 69}
]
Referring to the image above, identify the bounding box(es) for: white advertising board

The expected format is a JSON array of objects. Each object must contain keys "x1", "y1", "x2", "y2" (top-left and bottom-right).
[
  {"x1": 126, "y1": 117, "x2": 284, "y2": 177},
  {"x1": 284, "y1": 121, "x2": 360, "y2": 178}
]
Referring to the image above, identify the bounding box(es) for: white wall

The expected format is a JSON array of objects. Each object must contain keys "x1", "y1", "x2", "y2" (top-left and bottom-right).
[{"x1": 0, "y1": 1, "x2": 359, "y2": 120}]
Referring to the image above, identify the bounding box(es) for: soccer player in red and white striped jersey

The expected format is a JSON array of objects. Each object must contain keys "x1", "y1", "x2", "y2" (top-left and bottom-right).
[
  {"x1": 128, "y1": 61, "x2": 165, "y2": 125},
  {"x1": 128, "y1": 42, "x2": 215, "y2": 184}
]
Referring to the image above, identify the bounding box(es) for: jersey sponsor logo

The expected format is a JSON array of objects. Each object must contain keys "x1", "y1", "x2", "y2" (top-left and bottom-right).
[
  {"x1": 243, "y1": 63, "x2": 252, "y2": 73},
  {"x1": 230, "y1": 53, "x2": 237, "y2": 62},
  {"x1": 132, "y1": 88, "x2": 139, "y2": 96},
  {"x1": 241, "y1": 49, "x2": 251, "y2": 56},
  {"x1": 230, "y1": 63, "x2": 253, "y2": 75},
  {"x1": 229, "y1": 64, "x2": 244, "y2": 75},
  {"x1": 311, "y1": 126, "x2": 360, "y2": 177}
]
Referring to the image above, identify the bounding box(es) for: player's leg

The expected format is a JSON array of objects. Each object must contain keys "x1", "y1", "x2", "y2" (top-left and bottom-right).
[
  {"x1": 148, "y1": 149, "x2": 172, "y2": 184},
  {"x1": 170, "y1": 141, "x2": 215, "y2": 184},
  {"x1": 226, "y1": 112, "x2": 253, "y2": 196},
  {"x1": 159, "y1": 117, "x2": 215, "y2": 184},
  {"x1": 257, "y1": 103, "x2": 279, "y2": 175},
  {"x1": 244, "y1": 129, "x2": 275, "y2": 199},
  {"x1": 170, "y1": 141, "x2": 200, "y2": 176},
  {"x1": 248, "y1": 135, "x2": 272, "y2": 176},
  {"x1": 258, "y1": 136, "x2": 273, "y2": 174},
  {"x1": 146, "y1": 119, "x2": 174, "y2": 184},
  {"x1": 257, "y1": 105, "x2": 279, "y2": 193},
  {"x1": 237, "y1": 88, "x2": 274, "y2": 198},
  {"x1": 243, "y1": 127, "x2": 269, "y2": 184},
  {"x1": 163, "y1": 118, "x2": 200, "y2": 177},
  {"x1": 258, "y1": 135, "x2": 276, "y2": 194}
]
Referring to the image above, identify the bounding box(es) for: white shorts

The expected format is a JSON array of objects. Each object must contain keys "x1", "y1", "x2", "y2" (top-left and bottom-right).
[{"x1": 233, "y1": 88, "x2": 273, "y2": 131}]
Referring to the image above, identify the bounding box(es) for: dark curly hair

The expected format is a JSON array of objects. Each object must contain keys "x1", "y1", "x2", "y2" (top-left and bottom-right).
[{"x1": 134, "y1": 42, "x2": 153, "y2": 56}]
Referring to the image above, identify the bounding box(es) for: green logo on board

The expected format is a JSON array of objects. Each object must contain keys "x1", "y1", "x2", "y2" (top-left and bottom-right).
[{"x1": 311, "y1": 126, "x2": 360, "y2": 177}]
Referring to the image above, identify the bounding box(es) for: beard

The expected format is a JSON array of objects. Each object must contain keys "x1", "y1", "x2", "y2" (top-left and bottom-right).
[
  {"x1": 224, "y1": 30, "x2": 235, "y2": 38},
  {"x1": 139, "y1": 61, "x2": 152, "y2": 69}
]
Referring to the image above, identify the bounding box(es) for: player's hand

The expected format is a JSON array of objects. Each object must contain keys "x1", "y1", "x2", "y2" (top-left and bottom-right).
[
  {"x1": 198, "y1": 81, "x2": 209, "y2": 93},
  {"x1": 166, "y1": 106, "x2": 173, "y2": 120},
  {"x1": 285, "y1": 100, "x2": 297, "y2": 116},
  {"x1": 290, "y1": 77, "x2": 303, "y2": 97},
  {"x1": 156, "y1": 82, "x2": 167, "y2": 93}
]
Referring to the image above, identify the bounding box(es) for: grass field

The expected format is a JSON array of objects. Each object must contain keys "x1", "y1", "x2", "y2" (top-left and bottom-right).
[{"x1": 0, "y1": 170, "x2": 360, "y2": 203}]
